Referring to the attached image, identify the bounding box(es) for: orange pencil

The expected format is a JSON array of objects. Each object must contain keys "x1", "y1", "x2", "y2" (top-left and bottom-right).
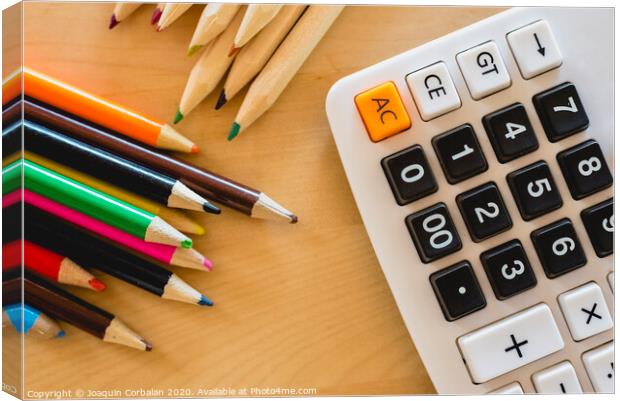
[
  {"x1": 2, "y1": 69, "x2": 21, "y2": 106},
  {"x1": 23, "y1": 68, "x2": 198, "y2": 153}
]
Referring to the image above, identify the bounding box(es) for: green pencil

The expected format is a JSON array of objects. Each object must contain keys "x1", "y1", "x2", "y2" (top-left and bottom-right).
[
  {"x1": 4, "y1": 159, "x2": 192, "y2": 249},
  {"x1": 2, "y1": 159, "x2": 21, "y2": 194}
]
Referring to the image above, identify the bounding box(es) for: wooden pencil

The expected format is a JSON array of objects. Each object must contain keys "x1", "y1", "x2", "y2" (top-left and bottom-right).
[
  {"x1": 229, "y1": 5, "x2": 344, "y2": 140},
  {"x1": 24, "y1": 99, "x2": 298, "y2": 223},
  {"x1": 7, "y1": 159, "x2": 193, "y2": 248},
  {"x1": 3, "y1": 240, "x2": 106, "y2": 291},
  {"x1": 187, "y1": 3, "x2": 241, "y2": 56},
  {"x1": 18, "y1": 151, "x2": 205, "y2": 235},
  {"x1": 1, "y1": 68, "x2": 20, "y2": 107},
  {"x1": 175, "y1": 6, "x2": 245, "y2": 123},
  {"x1": 216, "y1": 5, "x2": 306, "y2": 109},
  {"x1": 150, "y1": 3, "x2": 164, "y2": 25},
  {"x1": 22, "y1": 120, "x2": 220, "y2": 213},
  {"x1": 156, "y1": 3, "x2": 193, "y2": 32},
  {"x1": 3, "y1": 270, "x2": 152, "y2": 351},
  {"x1": 109, "y1": 2, "x2": 142, "y2": 29},
  {"x1": 3, "y1": 304, "x2": 65, "y2": 339},
  {"x1": 23, "y1": 204, "x2": 214, "y2": 307},
  {"x1": 23, "y1": 67, "x2": 198, "y2": 153},
  {"x1": 23, "y1": 189, "x2": 212, "y2": 271},
  {"x1": 2, "y1": 119, "x2": 20, "y2": 159},
  {"x1": 2, "y1": 97, "x2": 20, "y2": 125},
  {"x1": 230, "y1": 4, "x2": 284, "y2": 55}
]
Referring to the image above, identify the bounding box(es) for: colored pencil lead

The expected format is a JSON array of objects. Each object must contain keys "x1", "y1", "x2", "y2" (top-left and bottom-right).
[
  {"x1": 199, "y1": 295, "x2": 214, "y2": 307},
  {"x1": 228, "y1": 45, "x2": 239, "y2": 57},
  {"x1": 57, "y1": 330, "x2": 66, "y2": 338},
  {"x1": 203, "y1": 202, "x2": 221, "y2": 214},
  {"x1": 215, "y1": 90, "x2": 227, "y2": 110},
  {"x1": 188, "y1": 45, "x2": 202, "y2": 57},
  {"x1": 151, "y1": 8, "x2": 162, "y2": 25},
  {"x1": 191, "y1": 144, "x2": 199, "y2": 153},
  {"x1": 174, "y1": 109, "x2": 184, "y2": 124},
  {"x1": 89, "y1": 278, "x2": 107, "y2": 292},
  {"x1": 228, "y1": 122, "x2": 241, "y2": 141},
  {"x1": 109, "y1": 14, "x2": 119, "y2": 29}
]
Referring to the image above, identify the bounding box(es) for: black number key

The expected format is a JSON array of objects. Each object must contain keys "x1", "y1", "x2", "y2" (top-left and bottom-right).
[
  {"x1": 480, "y1": 240, "x2": 537, "y2": 300},
  {"x1": 381, "y1": 145, "x2": 438, "y2": 205},
  {"x1": 432, "y1": 124, "x2": 488, "y2": 184},
  {"x1": 456, "y1": 182, "x2": 512, "y2": 242},
  {"x1": 430, "y1": 261, "x2": 486, "y2": 321},
  {"x1": 531, "y1": 218, "x2": 587, "y2": 278},
  {"x1": 507, "y1": 161, "x2": 563, "y2": 221},
  {"x1": 581, "y1": 198, "x2": 614, "y2": 257},
  {"x1": 482, "y1": 103, "x2": 539, "y2": 163},
  {"x1": 406, "y1": 203, "x2": 462, "y2": 263},
  {"x1": 557, "y1": 140, "x2": 612, "y2": 200},
  {"x1": 533, "y1": 82, "x2": 589, "y2": 142}
]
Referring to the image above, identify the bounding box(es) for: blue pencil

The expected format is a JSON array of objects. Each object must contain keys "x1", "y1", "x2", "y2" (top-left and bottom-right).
[{"x1": 2, "y1": 304, "x2": 65, "y2": 339}]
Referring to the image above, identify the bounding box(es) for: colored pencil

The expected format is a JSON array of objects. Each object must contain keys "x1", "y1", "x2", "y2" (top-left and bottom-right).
[
  {"x1": 2, "y1": 157, "x2": 20, "y2": 195},
  {"x1": 3, "y1": 240, "x2": 106, "y2": 291},
  {"x1": 23, "y1": 204, "x2": 214, "y2": 307},
  {"x1": 24, "y1": 99, "x2": 298, "y2": 223},
  {"x1": 3, "y1": 270, "x2": 152, "y2": 351},
  {"x1": 10, "y1": 159, "x2": 193, "y2": 248},
  {"x1": 23, "y1": 189, "x2": 212, "y2": 271},
  {"x1": 150, "y1": 3, "x2": 164, "y2": 25},
  {"x1": 18, "y1": 151, "x2": 205, "y2": 235},
  {"x1": 175, "y1": 7, "x2": 245, "y2": 123},
  {"x1": 2, "y1": 69, "x2": 20, "y2": 107},
  {"x1": 2, "y1": 188, "x2": 20, "y2": 208},
  {"x1": 187, "y1": 3, "x2": 241, "y2": 56},
  {"x1": 22, "y1": 120, "x2": 219, "y2": 213},
  {"x1": 216, "y1": 5, "x2": 306, "y2": 109},
  {"x1": 109, "y1": 2, "x2": 142, "y2": 29},
  {"x1": 23, "y1": 68, "x2": 198, "y2": 153},
  {"x1": 230, "y1": 4, "x2": 283, "y2": 55},
  {"x1": 229, "y1": 5, "x2": 344, "y2": 140},
  {"x1": 2, "y1": 94, "x2": 20, "y2": 125},
  {"x1": 156, "y1": 3, "x2": 193, "y2": 32},
  {"x1": 3, "y1": 304, "x2": 65, "y2": 339}
]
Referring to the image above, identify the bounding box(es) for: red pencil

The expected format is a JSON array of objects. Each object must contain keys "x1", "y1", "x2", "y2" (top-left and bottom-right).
[{"x1": 3, "y1": 241, "x2": 106, "y2": 292}]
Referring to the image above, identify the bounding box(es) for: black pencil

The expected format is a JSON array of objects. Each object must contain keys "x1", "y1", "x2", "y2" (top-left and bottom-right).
[
  {"x1": 19, "y1": 120, "x2": 218, "y2": 213},
  {"x1": 3, "y1": 269, "x2": 152, "y2": 351},
  {"x1": 21, "y1": 204, "x2": 214, "y2": 307}
]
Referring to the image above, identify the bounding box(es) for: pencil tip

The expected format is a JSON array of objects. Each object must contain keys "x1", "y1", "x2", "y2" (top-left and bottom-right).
[
  {"x1": 202, "y1": 202, "x2": 221, "y2": 214},
  {"x1": 173, "y1": 109, "x2": 184, "y2": 124},
  {"x1": 144, "y1": 341, "x2": 153, "y2": 351},
  {"x1": 199, "y1": 295, "x2": 214, "y2": 307},
  {"x1": 89, "y1": 278, "x2": 107, "y2": 292},
  {"x1": 291, "y1": 215, "x2": 299, "y2": 224},
  {"x1": 191, "y1": 144, "x2": 199, "y2": 153},
  {"x1": 57, "y1": 330, "x2": 66, "y2": 338},
  {"x1": 187, "y1": 45, "x2": 202, "y2": 56},
  {"x1": 150, "y1": 8, "x2": 162, "y2": 25},
  {"x1": 228, "y1": 122, "x2": 240, "y2": 141},
  {"x1": 109, "y1": 14, "x2": 119, "y2": 29},
  {"x1": 227, "y1": 44, "x2": 239, "y2": 57},
  {"x1": 215, "y1": 90, "x2": 227, "y2": 110},
  {"x1": 181, "y1": 239, "x2": 193, "y2": 249},
  {"x1": 203, "y1": 258, "x2": 213, "y2": 271}
]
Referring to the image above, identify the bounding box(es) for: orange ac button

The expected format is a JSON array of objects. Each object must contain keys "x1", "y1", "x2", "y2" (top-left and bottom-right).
[{"x1": 354, "y1": 81, "x2": 411, "y2": 142}]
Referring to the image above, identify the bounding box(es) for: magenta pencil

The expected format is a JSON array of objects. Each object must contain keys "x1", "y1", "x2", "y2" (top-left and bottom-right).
[
  {"x1": 2, "y1": 190, "x2": 21, "y2": 208},
  {"x1": 23, "y1": 190, "x2": 212, "y2": 271}
]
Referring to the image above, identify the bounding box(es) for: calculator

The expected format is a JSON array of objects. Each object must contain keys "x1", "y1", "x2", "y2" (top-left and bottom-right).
[{"x1": 325, "y1": 7, "x2": 613, "y2": 394}]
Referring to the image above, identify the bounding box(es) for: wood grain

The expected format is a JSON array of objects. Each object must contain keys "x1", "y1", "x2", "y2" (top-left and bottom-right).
[{"x1": 18, "y1": 3, "x2": 502, "y2": 396}]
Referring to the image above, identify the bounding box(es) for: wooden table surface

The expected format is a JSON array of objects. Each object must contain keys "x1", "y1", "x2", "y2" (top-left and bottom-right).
[{"x1": 12, "y1": 3, "x2": 502, "y2": 396}]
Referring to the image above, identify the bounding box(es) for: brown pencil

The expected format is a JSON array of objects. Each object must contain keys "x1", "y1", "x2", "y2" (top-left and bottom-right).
[
  {"x1": 229, "y1": 5, "x2": 344, "y2": 140},
  {"x1": 109, "y1": 2, "x2": 142, "y2": 29},
  {"x1": 156, "y1": 3, "x2": 193, "y2": 32},
  {"x1": 3, "y1": 270, "x2": 152, "y2": 351},
  {"x1": 188, "y1": 3, "x2": 241, "y2": 56},
  {"x1": 230, "y1": 4, "x2": 283, "y2": 55},
  {"x1": 216, "y1": 4, "x2": 306, "y2": 109},
  {"x1": 175, "y1": 6, "x2": 245, "y2": 123}
]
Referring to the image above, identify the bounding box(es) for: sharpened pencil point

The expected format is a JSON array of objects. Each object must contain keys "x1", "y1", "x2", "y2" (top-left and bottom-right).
[
  {"x1": 109, "y1": 14, "x2": 119, "y2": 29},
  {"x1": 150, "y1": 8, "x2": 162, "y2": 25},
  {"x1": 291, "y1": 215, "x2": 299, "y2": 224},
  {"x1": 228, "y1": 122, "x2": 240, "y2": 141},
  {"x1": 203, "y1": 258, "x2": 213, "y2": 271},
  {"x1": 173, "y1": 109, "x2": 184, "y2": 124},
  {"x1": 228, "y1": 44, "x2": 239, "y2": 57},
  {"x1": 187, "y1": 45, "x2": 202, "y2": 57},
  {"x1": 89, "y1": 278, "x2": 107, "y2": 292},
  {"x1": 57, "y1": 330, "x2": 66, "y2": 338},
  {"x1": 202, "y1": 202, "x2": 221, "y2": 214},
  {"x1": 215, "y1": 90, "x2": 228, "y2": 110},
  {"x1": 191, "y1": 144, "x2": 199, "y2": 153},
  {"x1": 144, "y1": 341, "x2": 153, "y2": 351},
  {"x1": 181, "y1": 239, "x2": 193, "y2": 249},
  {"x1": 199, "y1": 295, "x2": 214, "y2": 307}
]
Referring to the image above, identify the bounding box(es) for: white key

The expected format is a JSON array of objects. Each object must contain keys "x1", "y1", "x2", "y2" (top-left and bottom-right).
[
  {"x1": 582, "y1": 342, "x2": 614, "y2": 393},
  {"x1": 558, "y1": 282, "x2": 613, "y2": 341},
  {"x1": 406, "y1": 62, "x2": 461, "y2": 121},
  {"x1": 608, "y1": 272, "x2": 614, "y2": 293},
  {"x1": 507, "y1": 20, "x2": 563, "y2": 79},
  {"x1": 532, "y1": 361, "x2": 582, "y2": 394},
  {"x1": 489, "y1": 382, "x2": 524, "y2": 394},
  {"x1": 456, "y1": 41, "x2": 511, "y2": 100},
  {"x1": 457, "y1": 303, "x2": 564, "y2": 383}
]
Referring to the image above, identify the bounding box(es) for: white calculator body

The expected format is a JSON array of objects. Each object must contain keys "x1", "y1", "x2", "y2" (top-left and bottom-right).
[{"x1": 326, "y1": 7, "x2": 613, "y2": 394}]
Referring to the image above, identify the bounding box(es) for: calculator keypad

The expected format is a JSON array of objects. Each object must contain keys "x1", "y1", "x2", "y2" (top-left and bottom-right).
[
  {"x1": 557, "y1": 140, "x2": 612, "y2": 200},
  {"x1": 531, "y1": 218, "x2": 587, "y2": 278},
  {"x1": 482, "y1": 103, "x2": 539, "y2": 163},
  {"x1": 480, "y1": 240, "x2": 536, "y2": 300},
  {"x1": 430, "y1": 261, "x2": 486, "y2": 321},
  {"x1": 507, "y1": 161, "x2": 563, "y2": 221},
  {"x1": 432, "y1": 124, "x2": 488, "y2": 184},
  {"x1": 456, "y1": 182, "x2": 512, "y2": 242},
  {"x1": 456, "y1": 41, "x2": 511, "y2": 100},
  {"x1": 533, "y1": 82, "x2": 589, "y2": 142},
  {"x1": 580, "y1": 199, "x2": 614, "y2": 258},
  {"x1": 382, "y1": 145, "x2": 438, "y2": 205},
  {"x1": 355, "y1": 81, "x2": 412, "y2": 142},
  {"x1": 558, "y1": 282, "x2": 613, "y2": 342},
  {"x1": 507, "y1": 20, "x2": 563, "y2": 80},
  {"x1": 406, "y1": 62, "x2": 461, "y2": 121},
  {"x1": 406, "y1": 203, "x2": 462, "y2": 263}
]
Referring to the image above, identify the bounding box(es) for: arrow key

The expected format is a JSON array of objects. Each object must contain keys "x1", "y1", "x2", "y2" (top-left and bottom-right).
[{"x1": 507, "y1": 20, "x2": 563, "y2": 79}]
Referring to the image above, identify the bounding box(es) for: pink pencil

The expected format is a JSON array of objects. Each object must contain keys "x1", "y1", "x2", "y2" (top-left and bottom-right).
[
  {"x1": 23, "y1": 190, "x2": 212, "y2": 271},
  {"x1": 3, "y1": 190, "x2": 21, "y2": 208}
]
